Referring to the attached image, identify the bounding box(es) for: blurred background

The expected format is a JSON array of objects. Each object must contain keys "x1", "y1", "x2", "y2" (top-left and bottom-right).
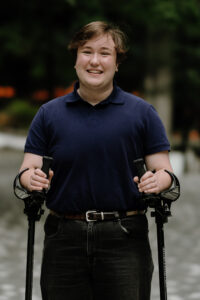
[{"x1": 0, "y1": 0, "x2": 200, "y2": 299}]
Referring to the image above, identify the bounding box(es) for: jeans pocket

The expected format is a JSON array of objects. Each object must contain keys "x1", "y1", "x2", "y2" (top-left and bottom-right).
[
  {"x1": 117, "y1": 219, "x2": 130, "y2": 235},
  {"x1": 44, "y1": 214, "x2": 62, "y2": 238},
  {"x1": 119, "y1": 215, "x2": 149, "y2": 237}
]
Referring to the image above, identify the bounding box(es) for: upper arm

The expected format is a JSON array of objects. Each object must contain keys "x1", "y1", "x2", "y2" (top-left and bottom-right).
[
  {"x1": 145, "y1": 151, "x2": 173, "y2": 173},
  {"x1": 19, "y1": 152, "x2": 43, "y2": 171}
]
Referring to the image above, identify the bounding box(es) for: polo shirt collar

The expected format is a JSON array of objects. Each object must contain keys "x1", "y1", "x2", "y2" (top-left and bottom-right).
[{"x1": 65, "y1": 81, "x2": 125, "y2": 105}]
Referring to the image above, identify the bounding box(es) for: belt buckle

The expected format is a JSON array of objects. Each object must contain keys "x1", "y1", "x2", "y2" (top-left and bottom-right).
[{"x1": 86, "y1": 210, "x2": 97, "y2": 222}]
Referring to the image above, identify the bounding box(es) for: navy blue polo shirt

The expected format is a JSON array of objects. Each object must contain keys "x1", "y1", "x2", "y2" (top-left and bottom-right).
[{"x1": 24, "y1": 82, "x2": 170, "y2": 213}]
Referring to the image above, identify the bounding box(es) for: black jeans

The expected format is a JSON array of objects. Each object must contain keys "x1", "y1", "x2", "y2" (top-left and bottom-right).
[{"x1": 40, "y1": 214, "x2": 154, "y2": 300}]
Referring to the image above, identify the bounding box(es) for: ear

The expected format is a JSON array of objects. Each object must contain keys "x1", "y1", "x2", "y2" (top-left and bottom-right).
[{"x1": 115, "y1": 64, "x2": 119, "y2": 72}]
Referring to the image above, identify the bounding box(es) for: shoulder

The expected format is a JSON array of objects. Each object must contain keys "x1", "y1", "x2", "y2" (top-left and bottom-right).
[
  {"x1": 117, "y1": 87, "x2": 149, "y2": 106},
  {"x1": 36, "y1": 93, "x2": 75, "y2": 119},
  {"x1": 116, "y1": 86, "x2": 152, "y2": 114},
  {"x1": 41, "y1": 93, "x2": 73, "y2": 111},
  {"x1": 116, "y1": 87, "x2": 164, "y2": 127},
  {"x1": 31, "y1": 93, "x2": 74, "y2": 125}
]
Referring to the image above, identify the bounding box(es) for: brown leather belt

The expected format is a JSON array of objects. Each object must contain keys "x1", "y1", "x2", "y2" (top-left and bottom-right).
[{"x1": 50, "y1": 210, "x2": 145, "y2": 222}]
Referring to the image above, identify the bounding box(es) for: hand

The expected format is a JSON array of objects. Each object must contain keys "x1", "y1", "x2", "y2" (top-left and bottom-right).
[
  {"x1": 30, "y1": 168, "x2": 54, "y2": 191},
  {"x1": 21, "y1": 168, "x2": 54, "y2": 192},
  {"x1": 134, "y1": 171, "x2": 161, "y2": 194}
]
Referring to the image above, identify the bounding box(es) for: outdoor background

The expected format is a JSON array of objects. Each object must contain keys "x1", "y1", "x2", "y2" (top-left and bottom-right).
[{"x1": 0, "y1": 0, "x2": 200, "y2": 299}]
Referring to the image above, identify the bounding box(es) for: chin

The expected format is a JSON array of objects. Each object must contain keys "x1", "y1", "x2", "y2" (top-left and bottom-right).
[{"x1": 85, "y1": 80, "x2": 104, "y2": 88}]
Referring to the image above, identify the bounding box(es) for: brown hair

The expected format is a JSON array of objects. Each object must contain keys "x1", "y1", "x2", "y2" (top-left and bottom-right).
[{"x1": 68, "y1": 21, "x2": 128, "y2": 64}]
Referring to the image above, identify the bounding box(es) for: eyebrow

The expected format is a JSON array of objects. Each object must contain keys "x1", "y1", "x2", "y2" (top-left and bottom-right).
[{"x1": 81, "y1": 46, "x2": 113, "y2": 51}]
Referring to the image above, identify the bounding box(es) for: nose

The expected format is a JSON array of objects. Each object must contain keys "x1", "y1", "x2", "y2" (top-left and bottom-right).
[{"x1": 90, "y1": 53, "x2": 99, "y2": 65}]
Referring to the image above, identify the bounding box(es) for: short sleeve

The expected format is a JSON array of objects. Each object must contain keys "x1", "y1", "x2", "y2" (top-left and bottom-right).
[
  {"x1": 144, "y1": 105, "x2": 170, "y2": 155},
  {"x1": 24, "y1": 106, "x2": 48, "y2": 156}
]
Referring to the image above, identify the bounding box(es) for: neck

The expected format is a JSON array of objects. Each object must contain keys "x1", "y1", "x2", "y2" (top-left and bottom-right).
[{"x1": 77, "y1": 84, "x2": 113, "y2": 106}]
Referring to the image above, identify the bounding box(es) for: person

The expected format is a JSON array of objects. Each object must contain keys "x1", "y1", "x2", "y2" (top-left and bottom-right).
[{"x1": 16, "y1": 21, "x2": 178, "y2": 300}]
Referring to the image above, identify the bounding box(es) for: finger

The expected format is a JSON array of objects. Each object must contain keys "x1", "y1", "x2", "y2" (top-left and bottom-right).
[
  {"x1": 145, "y1": 182, "x2": 157, "y2": 190},
  {"x1": 144, "y1": 187, "x2": 160, "y2": 194},
  {"x1": 29, "y1": 185, "x2": 43, "y2": 192},
  {"x1": 32, "y1": 174, "x2": 49, "y2": 185},
  {"x1": 30, "y1": 175, "x2": 49, "y2": 189},
  {"x1": 34, "y1": 168, "x2": 47, "y2": 178},
  {"x1": 133, "y1": 176, "x2": 139, "y2": 183},
  {"x1": 49, "y1": 170, "x2": 54, "y2": 181},
  {"x1": 138, "y1": 180, "x2": 154, "y2": 190},
  {"x1": 138, "y1": 180, "x2": 158, "y2": 193},
  {"x1": 140, "y1": 171, "x2": 154, "y2": 181},
  {"x1": 29, "y1": 177, "x2": 44, "y2": 191},
  {"x1": 139, "y1": 174, "x2": 157, "y2": 187},
  {"x1": 30, "y1": 180, "x2": 49, "y2": 190}
]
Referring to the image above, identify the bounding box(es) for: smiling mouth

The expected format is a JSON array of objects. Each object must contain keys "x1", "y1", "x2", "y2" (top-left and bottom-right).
[{"x1": 87, "y1": 70, "x2": 103, "y2": 74}]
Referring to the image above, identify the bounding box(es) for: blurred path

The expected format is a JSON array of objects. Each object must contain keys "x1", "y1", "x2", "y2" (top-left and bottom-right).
[
  {"x1": 0, "y1": 132, "x2": 26, "y2": 150},
  {"x1": 0, "y1": 148, "x2": 200, "y2": 300}
]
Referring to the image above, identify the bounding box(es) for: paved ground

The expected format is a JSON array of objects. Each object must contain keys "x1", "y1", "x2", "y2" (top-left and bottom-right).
[{"x1": 0, "y1": 148, "x2": 200, "y2": 300}]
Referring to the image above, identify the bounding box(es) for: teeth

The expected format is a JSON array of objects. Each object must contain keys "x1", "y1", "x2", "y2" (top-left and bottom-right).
[{"x1": 88, "y1": 70, "x2": 102, "y2": 74}]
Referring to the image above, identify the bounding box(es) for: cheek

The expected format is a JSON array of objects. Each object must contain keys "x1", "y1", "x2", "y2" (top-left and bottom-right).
[
  {"x1": 75, "y1": 55, "x2": 88, "y2": 68},
  {"x1": 107, "y1": 62, "x2": 118, "y2": 74},
  {"x1": 104, "y1": 57, "x2": 118, "y2": 71}
]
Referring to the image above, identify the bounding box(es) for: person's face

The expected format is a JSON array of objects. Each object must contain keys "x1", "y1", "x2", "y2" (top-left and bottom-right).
[{"x1": 75, "y1": 34, "x2": 118, "y2": 92}]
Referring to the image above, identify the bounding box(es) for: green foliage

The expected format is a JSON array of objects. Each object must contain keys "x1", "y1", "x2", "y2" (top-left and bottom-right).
[{"x1": 5, "y1": 100, "x2": 38, "y2": 128}]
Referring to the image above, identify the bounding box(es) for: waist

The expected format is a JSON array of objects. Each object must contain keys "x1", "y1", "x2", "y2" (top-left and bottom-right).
[{"x1": 50, "y1": 209, "x2": 145, "y2": 222}]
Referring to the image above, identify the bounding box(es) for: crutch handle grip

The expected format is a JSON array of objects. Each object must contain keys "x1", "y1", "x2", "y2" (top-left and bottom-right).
[
  {"x1": 133, "y1": 158, "x2": 146, "y2": 180},
  {"x1": 41, "y1": 156, "x2": 53, "y2": 179}
]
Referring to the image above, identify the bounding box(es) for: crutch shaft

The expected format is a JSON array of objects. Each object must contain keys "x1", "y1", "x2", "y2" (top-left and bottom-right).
[
  {"x1": 156, "y1": 215, "x2": 167, "y2": 300},
  {"x1": 25, "y1": 220, "x2": 35, "y2": 300}
]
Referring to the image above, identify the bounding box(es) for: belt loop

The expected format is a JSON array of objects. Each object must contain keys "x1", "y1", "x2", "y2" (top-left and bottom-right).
[
  {"x1": 115, "y1": 211, "x2": 120, "y2": 218},
  {"x1": 101, "y1": 212, "x2": 104, "y2": 220}
]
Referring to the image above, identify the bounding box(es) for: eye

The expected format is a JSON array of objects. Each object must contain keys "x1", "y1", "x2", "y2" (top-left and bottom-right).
[
  {"x1": 101, "y1": 52, "x2": 110, "y2": 56},
  {"x1": 82, "y1": 50, "x2": 91, "y2": 55}
]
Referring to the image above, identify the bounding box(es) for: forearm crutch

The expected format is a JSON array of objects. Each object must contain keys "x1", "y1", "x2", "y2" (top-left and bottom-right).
[
  {"x1": 23, "y1": 156, "x2": 53, "y2": 300},
  {"x1": 133, "y1": 158, "x2": 180, "y2": 300}
]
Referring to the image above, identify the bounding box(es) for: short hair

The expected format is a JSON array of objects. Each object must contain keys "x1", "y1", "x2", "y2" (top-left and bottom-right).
[{"x1": 68, "y1": 21, "x2": 128, "y2": 64}]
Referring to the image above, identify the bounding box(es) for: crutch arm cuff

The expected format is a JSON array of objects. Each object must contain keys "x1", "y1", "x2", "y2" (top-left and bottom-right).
[
  {"x1": 13, "y1": 168, "x2": 30, "y2": 200},
  {"x1": 160, "y1": 170, "x2": 180, "y2": 202}
]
